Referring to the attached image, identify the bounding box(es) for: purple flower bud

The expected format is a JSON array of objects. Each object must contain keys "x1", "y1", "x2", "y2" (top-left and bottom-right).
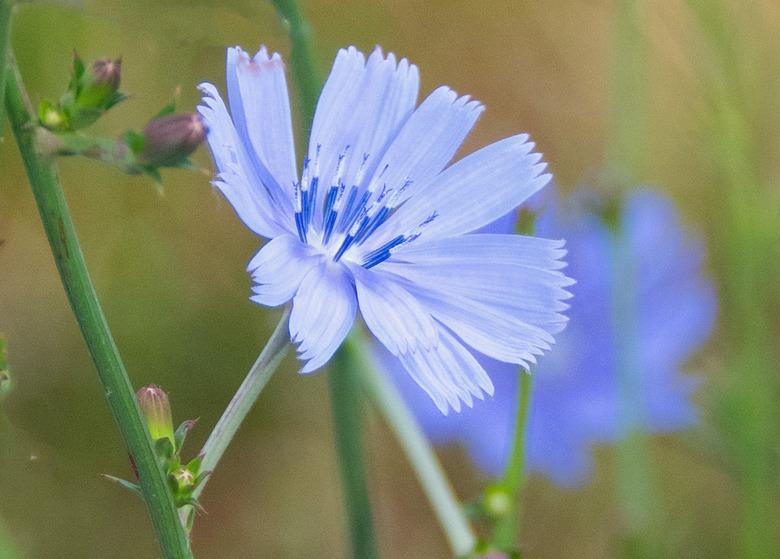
[
  {"x1": 138, "y1": 113, "x2": 206, "y2": 167},
  {"x1": 136, "y1": 384, "x2": 174, "y2": 444}
]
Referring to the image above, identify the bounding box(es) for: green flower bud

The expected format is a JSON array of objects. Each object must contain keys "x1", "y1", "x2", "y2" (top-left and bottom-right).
[
  {"x1": 137, "y1": 113, "x2": 206, "y2": 168},
  {"x1": 172, "y1": 467, "x2": 195, "y2": 492},
  {"x1": 136, "y1": 384, "x2": 175, "y2": 444},
  {"x1": 76, "y1": 57, "x2": 122, "y2": 111},
  {"x1": 482, "y1": 485, "x2": 512, "y2": 519}
]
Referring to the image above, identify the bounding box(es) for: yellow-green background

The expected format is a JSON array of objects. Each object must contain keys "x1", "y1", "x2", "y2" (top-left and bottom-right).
[{"x1": 1, "y1": 1, "x2": 778, "y2": 557}]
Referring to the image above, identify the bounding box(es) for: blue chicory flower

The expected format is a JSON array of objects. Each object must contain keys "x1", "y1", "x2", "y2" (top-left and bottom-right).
[
  {"x1": 198, "y1": 45, "x2": 573, "y2": 413},
  {"x1": 383, "y1": 187, "x2": 717, "y2": 484}
]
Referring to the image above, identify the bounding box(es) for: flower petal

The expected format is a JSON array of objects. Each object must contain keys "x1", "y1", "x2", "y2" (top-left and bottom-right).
[
  {"x1": 198, "y1": 82, "x2": 289, "y2": 237},
  {"x1": 306, "y1": 47, "x2": 420, "y2": 211},
  {"x1": 370, "y1": 135, "x2": 549, "y2": 248},
  {"x1": 364, "y1": 86, "x2": 484, "y2": 205},
  {"x1": 248, "y1": 235, "x2": 322, "y2": 307},
  {"x1": 289, "y1": 263, "x2": 357, "y2": 373},
  {"x1": 380, "y1": 234, "x2": 573, "y2": 364},
  {"x1": 228, "y1": 47, "x2": 297, "y2": 211},
  {"x1": 352, "y1": 266, "x2": 492, "y2": 413}
]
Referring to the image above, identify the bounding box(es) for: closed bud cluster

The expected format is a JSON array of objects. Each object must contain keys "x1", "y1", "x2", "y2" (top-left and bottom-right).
[
  {"x1": 136, "y1": 384, "x2": 175, "y2": 445},
  {"x1": 39, "y1": 53, "x2": 124, "y2": 131},
  {"x1": 137, "y1": 113, "x2": 206, "y2": 168}
]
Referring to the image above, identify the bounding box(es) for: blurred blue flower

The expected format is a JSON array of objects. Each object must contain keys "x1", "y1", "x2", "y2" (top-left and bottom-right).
[
  {"x1": 198, "y1": 45, "x2": 573, "y2": 412},
  {"x1": 383, "y1": 187, "x2": 717, "y2": 484}
]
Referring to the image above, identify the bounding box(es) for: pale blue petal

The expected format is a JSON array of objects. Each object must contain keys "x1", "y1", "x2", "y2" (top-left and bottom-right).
[
  {"x1": 289, "y1": 263, "x2": 357, "y2": 373},
  {"x1": 248, "y1": 235, "x2": 321, "y2": 307},
  {"x1": 365, "y1": 86, "x2": 483, "y2": 207},
  {"x1": 305, "y1": 47, "x2": 420, "y2": 214},
  {"x1": 352, "y1": 266, "x2": 492, "y2": 413},
  {"x1": 368, "y1": 135, "x2": 549, "y2": 250},
  {"x1": 198, "y1": 82, "x2": 289, "y2": 238},
  {"x1": 229, "y1": 47, "x2": 297, "y2": 211},
  {"x1": 380, "y1": 235, "x2": 573, "y2": 354}
]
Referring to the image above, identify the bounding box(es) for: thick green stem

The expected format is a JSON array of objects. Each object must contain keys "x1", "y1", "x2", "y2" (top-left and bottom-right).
[
  {"x1": 270, "y1": 0, "x2": 321, "y2": 136},
  {"x1": 348, "y1": 336, "x2": 477, "y2": 557},
  {"x1": 329, "y1": 342, "x2": 379, "y2": 559},
  {"x1": 181, "y1": 309, "x2": 291, "y2": 528},
  {"x1": 4, "y1": 62, "x2": 191, "y2": 559},
  {"x1": 492, "y1": 371, "x2": 533, "y2": 550},
  {"x1": 0, "y1": 0, "x2": 11, "y2": 136}
]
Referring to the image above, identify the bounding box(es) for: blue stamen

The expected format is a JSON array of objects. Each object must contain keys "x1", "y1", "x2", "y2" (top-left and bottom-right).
[{"x1": 362, "y1": 235, "x2": 406, "y2": 269}]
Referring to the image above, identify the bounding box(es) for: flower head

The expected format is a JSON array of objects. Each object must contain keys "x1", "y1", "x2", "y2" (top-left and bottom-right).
[
  {"x1": 384, "y1": 187, "x2": 717, "y2": 484},
  {"x1": 198, "y1": 45, "x2": 573, "y2": 413}
]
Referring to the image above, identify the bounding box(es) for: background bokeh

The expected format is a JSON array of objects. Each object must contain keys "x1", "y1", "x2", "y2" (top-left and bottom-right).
[{"x1": 1, "y1": 1, "x2": 778, "y2": 557}]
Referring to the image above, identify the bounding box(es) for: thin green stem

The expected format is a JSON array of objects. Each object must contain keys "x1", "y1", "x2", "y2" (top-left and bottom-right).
[
  {"x1": 348, "y1": 335, "x2": 477, "y2": 557},
  {"x1": 0, "y1": 0, "x2": 12, "y2": 136},
  {"x1": 270, "y1": 0, "x2": 321, "y2": 136},
  {"x1": 189, "y1": 309, "x2": 290, "y2": 507},
  {"x1": 181, "y1": 310, "x2": 289, "y2": 529},
  {"x1": 4, "y1": 62, "x2": 191, "y2": 559},
  {"x1": 492, "y1": 371, "x2": 533, "y2": 550},
  {"x1": 267, "y1": 2, "x2": 382, "y2": 555},
  {"x1": 610, "y1": 226, "x2": 663, "y2": 558},
  {"x1": 329, "y1": 342, "x2": 379, "y2": 559}
]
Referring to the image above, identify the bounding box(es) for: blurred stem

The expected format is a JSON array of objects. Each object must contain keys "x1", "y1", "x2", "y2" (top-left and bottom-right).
[
  {"x1": 183, "y1": 309, "x2": 291, "y2": 526},
  {"x1": 0, "y1": 516, "x2": 20, "y2": 559},
  {"x1": 0, "y1": 0, "x2": 12, "y2": 136},
  {"x1": 348, "y1": 335, "x2": 477, "y2": 558},
  {"x1": 686, "y1": 2, "x2": 780, "y2": 557},
  {"x1": 492, "y1": 371, "x2": 533, "y2": 551},
  {"x1": 270, "y1": 0, "x2": 320, "y2": 136},
  {"x1": 608, "y1": 0, "x2": 647, "y2": 180},
  {"x1": 4, "y1": 61, "x2": 192, "y2": 559},
  {"x1": 329, "y1": 342, "x2": 379, "y2": 559},
  {"x1": 610, "y1": 226, "x2": 663, "y2": 558}
]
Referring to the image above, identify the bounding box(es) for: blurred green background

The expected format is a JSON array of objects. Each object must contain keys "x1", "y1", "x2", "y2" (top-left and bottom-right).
[{"x1": 1, "y1": 1, "x2": 778, "y2": 557}]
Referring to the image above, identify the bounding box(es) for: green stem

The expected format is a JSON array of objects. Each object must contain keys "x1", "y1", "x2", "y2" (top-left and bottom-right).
[
  {"x1": 610, "y1": 223, "x2": 663, "y2": 558},
  {"x1": 329, "y1": 342, "x2": 379, "y2": 559},
  {"x1": 181, "y1": 308, "x2": 291, "y2": 528},
  {"x1": 4, "y1": 62, "x2": 192, "y2": 559},
  {"x1": 0, "y1": 0, "x2": 12, "y2": 136},
  {"x1": 348, "y1": 336, "x2": 477, "y2": 557},
  {"x1": 270, "y1": 0, "x2": 321, "y2": 136},
  {"x1": 268, "y1": 2, "x2": 381, "y2": 554},
  {"x1": 493, "y1": 371, "x2": 533, "y2": 550}
]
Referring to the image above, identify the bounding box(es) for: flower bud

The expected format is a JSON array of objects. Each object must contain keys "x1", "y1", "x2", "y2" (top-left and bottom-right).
[
  {"x1": 138, "y1": 113, "x2": 206, "y2": 168},
  {"x1": 136, "y1": 384, "x2": 175, "y2": 444},
  {"x1": 482, "y1": 485, "x2": 512, "y2": 519},
  {"x1": 172, "y1": 467, "x2": 195, "y2": 492},
  {"x1": 76, "y1": 57, "x2": 122, "y2": 111}
]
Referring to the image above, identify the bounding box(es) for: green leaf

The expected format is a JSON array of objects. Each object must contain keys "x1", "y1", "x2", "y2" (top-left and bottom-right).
[
  {"x1": 174, "y1": 419, "x2": 197, "y2": 453},
  {"x1": 102, "y1": 474, "x2": 143, "y2": 499},
  {"x1": 155, "y1": 100, "x2": 177, "y2": 119},
  {"x1": 122, "y1": 130, "x2": 145, "y2": 155},
  {"x1": 154, "y1": 436, "x2": 175, "y2": 464}
]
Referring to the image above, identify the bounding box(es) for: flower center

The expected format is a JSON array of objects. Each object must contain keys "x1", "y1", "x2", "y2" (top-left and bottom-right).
[{"x1": 293, "y1": 145, "x2": 436, "y2": 269}]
